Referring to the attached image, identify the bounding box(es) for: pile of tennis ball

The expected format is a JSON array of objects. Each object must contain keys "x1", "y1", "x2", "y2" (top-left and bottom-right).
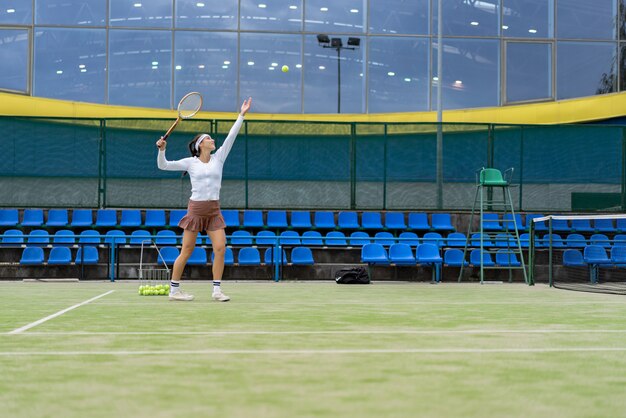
[{"x1": 138, "y1": 284, "x2": 169, "y2": 296}]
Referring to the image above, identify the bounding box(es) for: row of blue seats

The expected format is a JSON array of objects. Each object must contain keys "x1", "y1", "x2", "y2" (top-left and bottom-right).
[
  {"x1": 562, "y1": 245, "x2": 626, "y2": 267},
  {"x1": 524, "y1": 215, "x2": 626, "y2": 233},
  {"x1": 19, "y1": 246, "x2": 315, "y2": 266},
  {"x1": 0, "y1": 208, "x2": 456, "y2": 231}
]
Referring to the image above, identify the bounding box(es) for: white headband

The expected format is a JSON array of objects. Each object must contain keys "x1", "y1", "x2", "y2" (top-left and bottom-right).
[{"x1": 195, "y1": 134, "x2": 210, "y2": 152}]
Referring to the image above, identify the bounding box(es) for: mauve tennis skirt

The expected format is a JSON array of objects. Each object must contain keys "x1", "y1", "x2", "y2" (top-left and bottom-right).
[{"x1": 178, "y1": 200, "x2": 226, "y2": 232}]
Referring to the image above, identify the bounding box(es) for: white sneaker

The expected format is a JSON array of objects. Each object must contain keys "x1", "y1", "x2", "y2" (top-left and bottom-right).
[
  {"x1": 169, "y1": 290, "x2": 195, "y2": 301},
  {"x1": 212, "y1": 291, "x2": 230, "y2": 302}
]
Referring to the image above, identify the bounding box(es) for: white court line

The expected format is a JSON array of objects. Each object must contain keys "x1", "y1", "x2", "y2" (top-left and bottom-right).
[
  {"x1": 1, "y1": 347, "x2": 625, "y2": 356},
  {"x1": 7, "y1": 290, "x2": 115, "y2": 335},
  {"x1": 9, "y1": 329, "x2": 626, "y2": 336}
]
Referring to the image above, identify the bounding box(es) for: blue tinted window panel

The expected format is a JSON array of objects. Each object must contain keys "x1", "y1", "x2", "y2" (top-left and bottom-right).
[
  {"x1": 34, "y1": 28, "x2": 106, "y2": 103},
  {"x1": 502, "y1": 0, "x2": 554, "y2": 38},
  {"x1": 303, "y1": 34, "x2": 365, "y2": 113},
  {"x1": 108, "y1": 29, "x2": 172, "y2": 108},
  {"x1": 176, "y1": 0, "x2": 237, "y2": 29},
  {"x1": 369, "y1": 0, "x2": 428, "y2": 35},
  {"x1": 621, "y1": 43, "x2": 626, "y2": 91},
  {"x1": 174, "y1": 31, "x2": 237, "y2": 112},
  {"x1": 557, "y1": 0, "x2": 616, "y2": 40},
  {"x1": 557, "y1": 41, "x2": 617, "y2": 100},
  {"x1": 239, "y1": 33, "x2": 302, "y2": 113},
  {"x1": 0, "y1": 29, "x2": 29, "y2": 93},
  {"x1": 240, "y1": 0, "x2": 302, "y2": 31},
  {"x1": 433, "y1": 0, "x2": 500, "y2": 37},
  {"x1": 0, "y1": 3, "x2": 32, "y2": 24},
  {"x1": 36, "y1": 0, "x2": 106, "y2": 26},
  {"x1": 431, "y1": 38, "x2": 500, "y2": 110},
  {"x1": 506, "y1": 42, "x2": 552, "y2": 103},
  {"x1": 305, "y1": 0, "x2": 366, "y2": 34},
  {"x1": 368, "y1": 37, "x2": 429, "y2": 112},
  {"x1": 110, "y1": 0, "x2": 172, "y2": 28}
]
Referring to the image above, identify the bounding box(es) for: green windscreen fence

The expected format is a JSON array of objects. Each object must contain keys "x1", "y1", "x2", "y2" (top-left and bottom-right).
[{"x1": 0, "y1": 116, "x2": 623, "y2": 210}]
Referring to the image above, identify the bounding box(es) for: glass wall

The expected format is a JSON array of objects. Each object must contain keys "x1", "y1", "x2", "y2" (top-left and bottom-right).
[{"x1": 0, "y1": 0, "x2": 624, "y2": 113}]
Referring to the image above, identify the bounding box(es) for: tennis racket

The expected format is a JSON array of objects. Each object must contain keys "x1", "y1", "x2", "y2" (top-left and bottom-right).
[{"x1": 161, "y1": 92, "x2": 203, "y2": 141}]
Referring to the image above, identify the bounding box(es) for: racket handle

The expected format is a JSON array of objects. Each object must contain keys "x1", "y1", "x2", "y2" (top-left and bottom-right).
[{"x1": 162, "y1": 118, "x2": 181, "y2": 141}]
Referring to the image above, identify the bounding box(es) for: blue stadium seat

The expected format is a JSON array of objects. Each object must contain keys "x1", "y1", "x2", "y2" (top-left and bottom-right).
[
  {"x1": 525, "y1": 214, "x2": 547, "y2": 232},
  {"x1": 169, "y1": 210, "x2": 187, "y2": 227},
  {"x1": 610, "y1": 246, "x2": 626, "y2": 267},
  {"x1": 444, "y1": 249, "x2": 468, "y2": 267},
  {"x1": 583, "y1": 245, "x2": 611, "y2": 265},
  {"x1": 416, "y1": 243, "x2": 443, "y2": 265},
  {"x1": 338, "y1": 211, "x2": 360, "y2": 229},
  {"x1": 495, "y1": 250, "x2": 521, "y2": 267},
  {"x1": 47, "y1": 247, "x2": 72, "y2": 265},
  {"x1": 571, "y1": 219, "x2": 594, "y2": 233},
  {"x1": 385, "y1": 212, "x2": 406, "y2": 230},
  {"x1": 325, "y1": 231, "x2": 347, "y2": 246},
  {"x1": 290, "y1": 211, "x2": 312, "y2": 229},
  {"x1": 361, "y1": 243, "x2": 389, "y2": 265},
  {"x1": 27, "y1": 230, "x2": 49, "y2": 246},
  {"x1": 104, "y1": 230, "x2": 126, "y2": 246},
  {"x1": 20, "y1": 247, "x2": 44, "y2": 265},
  {"x1": 187, "y1": 248, "x2": 207, "y2": 265},
  {"x1": 2, "y1": 229, "x2": 24, "y2": 244},
  {"x1": 614, "y1": 234, "x2": 626, "y2": 246},
  {"x1": 21, "y1": 209, "x2": 44, "y2": 227},
  {"x1": 431, "y1": 213, "x2": 455, "y2": 232},
  {"x1": 502, "y1": 213, "x2": 523, "y2": 231},
  {"x1": 482, "y1": 213, "x2": 502, "y2": 231},
  {"x1": 238, "y1": 247, "x2": 261, "y2": 265},
  {"x1": 494, "y1": 233, "x2": 515, "y2": 248},
  {"x1": 617, "y1": 219, "x2": 626, "y2": 233},
  {"x1": 314, "y1": 211, "x2": 336, "y2": 229},
  {"x1": 155, "y1": 230, "x2": 177, "y2": 245},
  {"x1": 374, "y1": 231, "x2": 395, "y2": 246},
  {"x1": 221, "y1": 210, "x2": 240, "y2": 228},
  {"x1": 120, "y1": 210, "x2": 142, "y2": 228},
  {"x1": 75, "y1": 246, "x2": 99, "y2": 264},
  {"x1": 267, "y1": 210, "x2": 288, "y2": 229},
  {"x1": 197, "y1": 233, "x2": 205, "y2": 245},
  {"x1": 264, "y1": 247, "x2": 287, "y2": 265},
  {"x1": 256, "y1": 230, "x2": 277, "y2": 246},
  {"x1": 563, "y1": 249, "x2": 585, "y2": 267},
  {"x1": 291, "y1": 247, "x2": 315, "y2": 265},
  {"x1": 211, "y1": 248, "x2": 234, "y2": 265},
  {"x1": 301, "y1": 231, "x2": 323, "y2": 246},
  {"x1": 469, "y1": 249, "x2": 495, "y2": 267},
  {"x1": 129, "y1": 230, "x2": 151, "y2": 245},
  {"x1": 398, "y1": 232, "x2": 420, "y2": 247},
  {"x1": 519, "y1": 233, "x2": 531, "y2": 248},
  {"x1": 423, "y1": 232, "x2": 444, "y2": 247},
  {"x1": 407, "y1": 213, "x2": 430, "y2": 231},
  {"x1": 144, "y1": 210, "x2": 166, "y2": 228},
  {"x1": 279, "y1": 230, "x2": 301, "y2": 246},
  {"x1": 388, "y1": 243, "x2": 416, "y2": 265},
  {"x1": 361, "y1": 212, "x2": 383, "y2": 230},
  {"x1": 349, "y1": 231, "x2": 370, "y2": 246},
  {"x1": 565, "y1": 233, "x2": 586, "y2": 248},
  {"x1": 594, "y1": 218, "x2": 616, "y2": 233},
  {"x1": 0, "y1": 209, "x2": 19, "y2": 226},
  {"x1": 541, "y1": 233, "x2": 565, "y2": 248},
  {"x1": 470, "y1": 233, "x2": 494, "y2": 248},
  {"x1": 95, "y1": 209, "x2": 117, "y2": 227},
  {"x1": 71, "y1": 209, "x2": 93, "y2": 227},
  {"x1": 446, "y1": 232, "x2": 467, "y2": 248},
  {"x1": 46, "y1": 209, "x2": 69, "y2": 227},
  {"x1": 243, "y1": 210, "x2": 264, "y2": 228},
  {"x1": 590, "y1": 234, "x2": 611, "y2": 248},
  {"x1": 158, "y1": 246, "x2": 179, "y2": 266},
  {"x1": 53, "y1": 230, "x2": 75, "y2": 246},
  {"x1": 78, "y1": 230, "x2": 100, "y2": 244},
  {"x1": 231, "y1": 230, "x2": 253, "y2": 245},
  {"x1": 551, "y1": 217, "x2": 570, "y2": 233}
]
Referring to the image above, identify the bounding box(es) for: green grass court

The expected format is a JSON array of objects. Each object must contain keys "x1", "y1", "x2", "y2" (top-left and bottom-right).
[{"x1": 1, "y1": 281, "x2": 626, "y2": 418}]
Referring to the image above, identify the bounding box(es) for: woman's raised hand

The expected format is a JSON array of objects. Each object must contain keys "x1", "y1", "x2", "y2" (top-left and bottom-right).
[
  {"x1": 240, "y1": 97, "x2": 252, "y2": 116},
  {"x1": 156, "y1": 137, "x2": 166, "y2": 150}
]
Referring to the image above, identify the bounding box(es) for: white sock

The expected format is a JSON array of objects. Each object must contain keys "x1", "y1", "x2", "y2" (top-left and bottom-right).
[
  {"x1": 213, "y1": 281, "x2": 221, "y2": 294},
  {"x1": 170, "y1": 281, "x2": 180, "y2": 293}
]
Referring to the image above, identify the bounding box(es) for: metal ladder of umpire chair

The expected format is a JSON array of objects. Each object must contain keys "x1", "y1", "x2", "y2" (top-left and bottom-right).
[{"x1": 458, "y1": 167, "x2": 528, "y2": 284}]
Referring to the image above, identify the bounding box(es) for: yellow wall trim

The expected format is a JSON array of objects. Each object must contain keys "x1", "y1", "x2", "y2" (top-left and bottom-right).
[{"x1": 1, "y1": 91, "x2": 626, "y2": 124}]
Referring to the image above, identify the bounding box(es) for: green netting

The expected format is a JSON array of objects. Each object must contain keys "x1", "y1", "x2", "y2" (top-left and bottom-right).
[{"x1": 0, "y1": 116, "x2": 623, "y2": 210}]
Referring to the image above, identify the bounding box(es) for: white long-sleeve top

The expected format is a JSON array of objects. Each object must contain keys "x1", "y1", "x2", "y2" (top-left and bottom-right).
[{"x1": 157, "y1": 115, "x2": 244, "y2": 201}]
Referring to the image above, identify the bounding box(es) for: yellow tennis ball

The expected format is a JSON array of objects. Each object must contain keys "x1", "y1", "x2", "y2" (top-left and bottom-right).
[{"x1": 281, "y1": 65, "x2": 289, "y2": 73}]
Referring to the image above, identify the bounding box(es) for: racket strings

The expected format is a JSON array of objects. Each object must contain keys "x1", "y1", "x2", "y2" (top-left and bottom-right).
[{"x1": 178, "y1": 92, "x2": 202, "y2": 118}]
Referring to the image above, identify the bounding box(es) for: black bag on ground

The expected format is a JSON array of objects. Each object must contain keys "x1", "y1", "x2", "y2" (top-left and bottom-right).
[{"x1": 335, "y1": 267, "x2": 370, "y2": 284}]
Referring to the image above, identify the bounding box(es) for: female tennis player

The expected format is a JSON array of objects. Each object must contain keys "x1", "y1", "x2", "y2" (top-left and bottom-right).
[{"x1": 156, "y1": 97, "x2": 252, "y2": 301}]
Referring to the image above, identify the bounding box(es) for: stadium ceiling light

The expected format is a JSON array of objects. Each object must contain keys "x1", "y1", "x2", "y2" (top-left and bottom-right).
[
  {"x1": 454, "y1": 80, "x2": 463, "y2": 84},
  {"x1": 502, "y1": 25, "x2": 509, "y2": 30},
  {"x1": 247, "y1": 61, "x2": 255, "y2": 66},
  {"x1": 152, "y1": 61, "x2": 158, "y2": 65},
  {"x1": 350, "y1": 9, "x2": 359, "y2": 13},
  {"x1": 295, "y1": 64, "x2": 302, "y2": 68},
  {"x1": 317, "y1": 35, "x2": 360, "y2": 113},
  {"x1": 223, "y1": 60, "x2": 231, "y2": 65},
  {"x1": 289, "y1": 5, "x2": 298, "y2": 9},
  {"x1": 7, "y1": 8, "x2": 15, "y2": 13},
  {"x1": 133, "y1": 3, "x2": 142, "y2": 7},
  {"x1": 331, "y1": 37, "x2": 342, "y2": 48},
  {"x1": 470, "y1": 21, "x2": 479, "y2": 26},
  {"x1": 196, "y1": 2, "x2": 205, "y2": 7},
  {"x1": 198, "y1": 64, "x2": 205, "y2": 69},
  {"x1": 56, "y1": 70, "x2": 63, "y2": 74},
  {"x1": 320, "y1": 7, "x2": 328, "y2": 12},
  {"x1": 258, "y1": 4, "x2": 267, "y2": 8},
  {"x1": 404, "y1": 78, "x2": 411, "y2": 82},
  {"x1": 317, "y1": 34, "x2": 330, "y2": 45},
  {"x1": 319, "y1": 65, "x2": 326, "y2": 70},
  {"x1": 175, "y1": 65, "x2": 182, "y2": 70},
  {"x1": 347, "y1": 37, "x2": 360, "y2": 47},
  {"x1": 528, "y1": 28, "x2": 537, "y2": 33},
  {"x1": 387, "y1": 72, "x2": 395, "y2": 76}
]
